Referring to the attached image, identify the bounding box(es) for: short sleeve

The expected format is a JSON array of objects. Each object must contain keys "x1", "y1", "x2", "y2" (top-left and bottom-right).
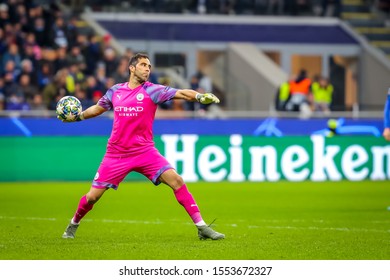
[{"x1": 144, "y1": 82, "x2": 177, "y2": 104}]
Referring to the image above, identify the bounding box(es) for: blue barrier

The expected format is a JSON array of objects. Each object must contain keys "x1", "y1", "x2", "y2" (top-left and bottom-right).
[{"x1": 0, "y1": 117, "x2": 384, "y2": 136}]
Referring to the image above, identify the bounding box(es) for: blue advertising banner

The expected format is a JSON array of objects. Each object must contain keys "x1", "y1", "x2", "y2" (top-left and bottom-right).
[{"x1": 0, "y1": 117, "x2": 384, "y2": 137}]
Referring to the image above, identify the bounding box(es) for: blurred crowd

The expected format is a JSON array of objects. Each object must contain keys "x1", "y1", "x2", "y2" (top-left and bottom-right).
[
  {"x1": 0, "y1": 0, "x2": 137, "y2": 112},
  {"x1": 0, "y1": 0, "x2": 222, "y2": 114},
  {"x1": 1, "y1": 0, "x2": 388, "y2": 114},
  {"x1": 79, "y1": 0, "x2": 390, "y2": 18},
  {"x1": 79, "y1": 0, "x2": 342, "y2": 17}
]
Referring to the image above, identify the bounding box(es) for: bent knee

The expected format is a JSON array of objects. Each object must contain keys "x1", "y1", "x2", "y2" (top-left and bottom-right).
[
  {"x1": 162, "y1": 175, "x2": 184, "y2": 190},
  {"x1": 86, "y1": 194, "x2": 98, "y2": 204},
  {"x1": 86, "y1": 191, "x2": 104, "y2": 204},
  {"x1": 171, "y1": 176, "x2": 184, "y2": 189},
  {"x1": 159, "y1": 169, "x2": 185, "y2": 190}
]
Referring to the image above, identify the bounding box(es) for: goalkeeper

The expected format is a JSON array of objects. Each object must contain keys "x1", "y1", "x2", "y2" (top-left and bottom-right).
[{"x1": 61, "y1": 53, "x2": 224, "y2": 240}]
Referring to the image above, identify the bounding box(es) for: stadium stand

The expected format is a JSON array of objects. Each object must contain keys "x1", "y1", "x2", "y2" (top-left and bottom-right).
[
  {"x1": 0, "y1": 0, "x2": 389, "y2": 118},
  {"x1": 0, "y1": 0, "x2": 122, "y2": 112},
  {"x1": 341, "y1": 0, "x2": 390, "y2": 60}
]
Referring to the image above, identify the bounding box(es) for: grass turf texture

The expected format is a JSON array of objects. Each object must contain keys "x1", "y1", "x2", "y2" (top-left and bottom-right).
[{"x1": 0, "y1": 181, "x2": 389, "y2": 260}]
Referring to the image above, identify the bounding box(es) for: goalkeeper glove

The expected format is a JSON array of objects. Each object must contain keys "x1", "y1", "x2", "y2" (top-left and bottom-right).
[
  {"x1": 75, "y1": 112, "x2": 85, "y2": 122},
  {"x1": 195, "y1": 93, "x2": 220, "y2": 104}
]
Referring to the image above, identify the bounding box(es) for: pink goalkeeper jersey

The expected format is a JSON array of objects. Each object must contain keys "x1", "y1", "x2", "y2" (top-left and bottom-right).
[{"x1": 98, "y1": 81, "x2": 177, "y2": 155}]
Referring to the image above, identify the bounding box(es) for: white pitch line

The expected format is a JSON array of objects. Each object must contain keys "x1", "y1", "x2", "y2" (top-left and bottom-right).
[
  {"x1": 0, "y1": 216, "x2": 57, "y2": 221},
  {"x1": 248, "y1": 225, "x2": 390, "y2": 234},
  {"x1": 101, "y1": 219, "x2": 164, "y2": 225},
  {"x1": 0, "y1": 216, "x2": 389, "y2": 233}
]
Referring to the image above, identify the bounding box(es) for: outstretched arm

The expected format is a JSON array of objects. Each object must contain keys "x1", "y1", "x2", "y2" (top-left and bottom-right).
[
  {"x1": 60, "y1": 104, "x2": 107, "y2": 122},
  {"x1": 79, "y1": 104, "x2": 107, "y2": 120},
  {"x1": 174, "y1": 89, "x2": 220, "y2": 104},
  {"x1": 383, "y1": 90, "x2": 390, "y2": 141}
]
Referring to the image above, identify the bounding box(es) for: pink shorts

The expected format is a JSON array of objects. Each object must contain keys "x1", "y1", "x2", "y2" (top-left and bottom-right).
[{"x1": 92, "y1": 147, "x2": 173, "y2": 190}]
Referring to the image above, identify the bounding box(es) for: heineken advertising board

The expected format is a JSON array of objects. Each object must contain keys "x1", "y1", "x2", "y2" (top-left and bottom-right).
[
  {"x1": 156, "y1": 135, "x2": 390, "y2": 182},
  {"x1": 0, "y1": 135, "x2": 389, "y2": 181}
]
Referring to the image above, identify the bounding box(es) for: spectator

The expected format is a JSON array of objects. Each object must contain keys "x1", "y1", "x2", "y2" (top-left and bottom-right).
[
  {"x1": 37, "y1": 61, "x2": 54, "y2": 90},
  {"x1": 311, "y1": 76, "x2": 334, "y2": 114},
  {"x1": 83, "y1": 34, "x2": 103, "y2": 75},
  {"x1": 2, "y1": 22, "x2": 17, "y2": 47},
  {"x1": 54, "y1": 46, "x2": 68, "y2": 73},
  {"x1": 29, "y1": 93, "x2": 46, "y2": 110},
  {"x1": 5, "y1": 92, "x2": 30, "y2": 110},
  {"x1": 95, "y1": 62, "x2": 107, "y2": 87},
  {"x1": 66, "y1": 63, "x2": 85, "y2": 94},
  {"x1": 101, "y1": 47, "x2": 119, "y2": 78},
  {"x1": 74, "y1": 83, "x2": 94, "y2": 109},
  {"x1": 23, "y1": 32, "x2": 42, "y2": 62},
  {"x1": 32, "y1": 17, "x2": 49, "y2": 47},
  {"x1": 2, "y1": 43, "x2": 22, "y2": 74},
  {"x1": 9, "y1": 21, "x2": 25, "y2": 48},
  {"x1": 12, "y1": 2, "x2": 29, "y2": 28},
  {"x1": 18, "y1": 73, "x2": 39, "y2": 104},
  {"x1": 27, "y1": 3, "x2": 43, "y2": 28},
  {"x1": 3, "y1": 69, "x2": 28, "y2": 111},
  {"x1": 2, "y1": 60, "x2": 20, "y2": 82},
  {"x1": 285, "y1": 69, "x2": 312, "y2": 118},
  {"x1": 50, "y1": 16, "x2": 69, "y2": 49},
  {"x1": 85, "y1": 75, "x2": 104, "y2": 101},
  {"x1": 42, "y1": 68, "x2": 70, "y2": 110},
  {"x1": 0, "y1": 3, "x2": 10, "y2": 29},
  {"x1": 18, "y1": 59, "x2": 39, "y2": 87},
  {"x1": 275, "y1": 78, "x2": 291, "y2": 111},
  {"x1": 198, "y1": 71, "x2": 212, "y2": 94},
  {"x1": 111, "y1": 56, "x2": 129, "y2": 83},
  {"x1": 66, "y1": 16, "x2": 80, "y2": 48},
  {"x1": 66, "y1": 44, "x2": 86, "y2": 71}
]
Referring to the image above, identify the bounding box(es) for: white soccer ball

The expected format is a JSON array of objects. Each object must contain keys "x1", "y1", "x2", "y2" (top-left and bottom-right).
[{"x1": 56, "y1": 96, "x2": 82, "y2": 121}]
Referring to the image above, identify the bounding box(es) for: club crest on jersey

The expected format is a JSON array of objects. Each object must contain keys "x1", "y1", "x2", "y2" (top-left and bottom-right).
[
  {"x1": 117, "y1": 94, "x2": 122, "y2": 100},
  {"x1": 136, "y1": 93, "x2": 144, "y2": 101}
]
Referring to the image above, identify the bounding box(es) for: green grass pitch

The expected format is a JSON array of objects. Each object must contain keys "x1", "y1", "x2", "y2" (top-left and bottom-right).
[{"x1": 0, "y1": 181, "x2": 389, "y2": 260}]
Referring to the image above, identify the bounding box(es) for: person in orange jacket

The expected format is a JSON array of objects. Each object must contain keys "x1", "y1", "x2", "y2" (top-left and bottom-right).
[{"x1": 285, "y1": 69, "x2": 312, "y2": 118}]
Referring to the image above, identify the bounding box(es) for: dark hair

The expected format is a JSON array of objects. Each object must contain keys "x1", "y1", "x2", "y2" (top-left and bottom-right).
[{"x1": 128, "y1": 53, "x2": 149, "y2": 68}]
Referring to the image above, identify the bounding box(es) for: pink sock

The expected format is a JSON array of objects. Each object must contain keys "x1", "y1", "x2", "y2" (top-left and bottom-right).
[
  {"x1": 72, "y1": 195, "x2": 93, "y2": 224},
  {"x1": 174, "y1": 184, "x2": 203, "y2": 224}
]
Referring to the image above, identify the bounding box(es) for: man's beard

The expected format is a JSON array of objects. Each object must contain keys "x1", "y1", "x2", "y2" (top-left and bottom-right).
[{"x1": 135, "y1": 72, "x2": 148, "y2": 83}]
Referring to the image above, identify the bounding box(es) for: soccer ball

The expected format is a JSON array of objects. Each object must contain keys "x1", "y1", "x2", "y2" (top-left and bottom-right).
[{"x1": 56, "y1": 96, "x2": 82, "y2": 121}]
